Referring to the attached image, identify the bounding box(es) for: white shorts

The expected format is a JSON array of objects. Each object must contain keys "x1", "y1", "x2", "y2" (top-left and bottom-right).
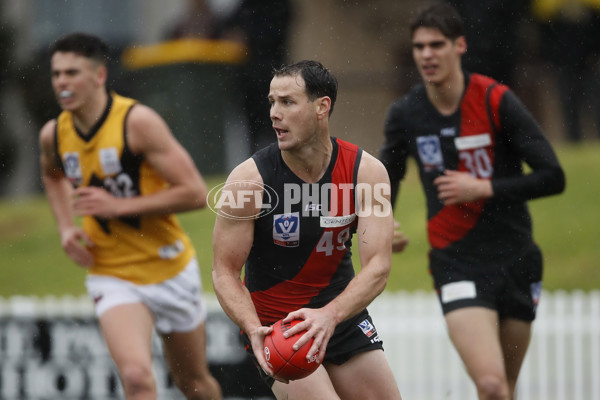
[{"x1": 85, "y1": 258, "x2": 207, "y2": 334}]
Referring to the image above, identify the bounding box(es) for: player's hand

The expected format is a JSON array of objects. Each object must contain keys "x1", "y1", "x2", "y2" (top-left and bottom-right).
[
  {"x1": 60, "y1": 226, "x2": 94, "y2": 267},
  {"x1": 249, "y1": 325, "x2": 290, "y2": 383},
  {"x1": 73, "y1": 187, "x2": 120, "y2": 218},
  {"x1": 282, "y1": 307, "x2": 335, "y2": 364},
  {"x1": 433, "y1": 170, "x2": 493, "y2": 205},
  {"x1": 392, "y1": 220, "x2": 409, "y2": 253}
]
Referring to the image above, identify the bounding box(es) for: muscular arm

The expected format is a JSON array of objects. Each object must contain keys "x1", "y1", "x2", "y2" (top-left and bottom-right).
[
  {"x1": 73, "y1": 104, "x2": 208, "y2": 218},
  {"x1": 285, "y1": 152, "x2": 394, "y2": 360},
  {"x1": 40, "y1": 120, "x2": 94, "y2": 266},
  {"x1": 325, "y1": 152, "x2": 393, "y2": 321},
  {"x1": 211, "y1": 159, "x2": 276, "y2": 376}
]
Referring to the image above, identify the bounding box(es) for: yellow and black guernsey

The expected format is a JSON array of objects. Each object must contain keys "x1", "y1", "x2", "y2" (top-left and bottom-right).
[{"x1": 54, "y1": 93, "x2": 194, "y2": 284}]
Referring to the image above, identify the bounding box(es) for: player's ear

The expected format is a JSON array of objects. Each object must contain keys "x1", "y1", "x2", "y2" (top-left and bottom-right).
[
  {"x1": 315, "y1": 96, "x2": 331, "y2": 120},
  {"x1": 95, "y1": 64, "x2": 108, "y2": 87},
  {"x1": 455, "y1": 36, "x2": 467, "y2": 55}
]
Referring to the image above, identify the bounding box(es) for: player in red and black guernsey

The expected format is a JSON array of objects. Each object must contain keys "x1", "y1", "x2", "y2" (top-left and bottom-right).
[
  {"x1": 212, "y1": 60, "x2": 402, "y2": 399},
  {"x1": 379, "y1": 4, "x2": 565, "y2": 400}
]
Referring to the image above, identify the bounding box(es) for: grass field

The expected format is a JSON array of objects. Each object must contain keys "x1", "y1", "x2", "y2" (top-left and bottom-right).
[{"x1": 1, "y1": 141, "x2": 598, "y2": 297}]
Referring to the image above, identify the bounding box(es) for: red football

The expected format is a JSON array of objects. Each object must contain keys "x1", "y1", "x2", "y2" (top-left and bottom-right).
[{"x1": 263, "y1": 318, "x2": 321, "y2": 380}]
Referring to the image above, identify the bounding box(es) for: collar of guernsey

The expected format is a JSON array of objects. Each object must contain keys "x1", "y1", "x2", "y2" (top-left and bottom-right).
[{"x1": 54, "y1": 92, "x2": 195, "y2": 284}]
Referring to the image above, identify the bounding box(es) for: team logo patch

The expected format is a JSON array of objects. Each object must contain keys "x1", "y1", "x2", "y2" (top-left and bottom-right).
[
  {"x1": 417, "y1": 135, "x2": 444, "y2": 172},
  {"x1": 358, "y1": 319, "x2": 376, "y2": 338},
  {"x1": 530, "y1": 281, "x2": 542, "y2": 312},
  {"x1": 99, "y1": 147, "x2": 122, "y2": 175},
  {"x1": 63, "y1": 152, "x2": 83, "y2": 186},
  {"x1": 273, "y1": 212, "x2": 300, "y2": 247}
]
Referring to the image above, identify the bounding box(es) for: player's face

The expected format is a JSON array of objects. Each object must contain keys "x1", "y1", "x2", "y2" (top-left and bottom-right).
[
  {"x1": 412, "y1": 27, "x2": 466, "y2": 87},
  {"x1": 268, "y1": 74, "x2": 321, "y2": 152},
  {"x1": 51, "y1": 51, "x2": 105, "y2": 112}
]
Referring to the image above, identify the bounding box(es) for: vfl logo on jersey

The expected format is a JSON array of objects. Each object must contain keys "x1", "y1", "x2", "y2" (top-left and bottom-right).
[
  {"x1": 99, "y1": 147, "x2": 122, "y2": 175},
  {"x1": 273, "y1": 212, "x2": 300, "y2": 247},
  {"x1": 63, "y1": 152, "x2": 83, "y2": 186},
  {"x1": 417, "y1": 135, "x2": 444, "y2": 172}
]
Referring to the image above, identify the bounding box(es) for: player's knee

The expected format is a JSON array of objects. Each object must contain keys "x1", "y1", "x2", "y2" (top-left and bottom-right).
[
  {"x1": 119, "y1": 364, "x2": 155, "y2": 396},
  {"x1": 475, "y1": 374, "x2": 509, "y2": 400},
  {"x1": 175, "y1": 374, "x2": 222, "y2": 400}
]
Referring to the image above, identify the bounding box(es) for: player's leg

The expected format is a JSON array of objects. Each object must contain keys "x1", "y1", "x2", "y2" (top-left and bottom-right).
[
  {"x1": 445, "y1": 307, "x2": 510, "y2": 400},
  {"x1": 498, "y1": 245, "x2": 541, "y2": 396},
  {"x1": 499, "y1": 318, "x2": 532, "y2": 396},
  {"x1": 160, "y1": 322, "x2": 222, "y2": 400},
  {"x1": 326, "y1": 349, "x2": 402, "y2": 400},
  {"x1": 98, "y1": 303, "x2": 157, "y2": 400},
  {"x1": 271, "y1": 365, "x2": 340, "y2": 400}
]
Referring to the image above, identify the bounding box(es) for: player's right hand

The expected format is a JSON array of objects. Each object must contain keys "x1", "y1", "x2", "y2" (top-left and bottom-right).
[
  {"x1": 250, "y1": 325, "x2": 289, "y2": 383},
  {"x1": 60, "y1": 226, "x2": 94, "y2": 267},
  {"x1": 392, "y1": 220, "x2": 409, "y2": 253}
]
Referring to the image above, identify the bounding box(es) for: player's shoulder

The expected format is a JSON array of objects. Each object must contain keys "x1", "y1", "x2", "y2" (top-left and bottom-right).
[
  {"x1": 126, "y1": 102, "x2": 161, "y2": 127},
  {"x1": 387, "y1": 83, "x2": 427, "y2": 116},
  {"x1": 39, "y1": 119, "x2": 57, "y2": 144},
  {"x1": 228, "y1": 158, "x2": 262, "y2": 184},
  {"x1": 357, "y1": 150, "x2": 389, "y2": 184}
]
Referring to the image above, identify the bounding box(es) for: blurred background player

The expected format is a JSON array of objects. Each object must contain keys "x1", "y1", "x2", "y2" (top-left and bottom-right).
[
  {"x1": 380, "y1": 3, "x2": 565, "y2": 399},
  {"x1": 39, "y1": 32, "x2": 221, "y2": 400},
  {"x1": 212, "y1": 60, "x2": 402, "y2": 399}
]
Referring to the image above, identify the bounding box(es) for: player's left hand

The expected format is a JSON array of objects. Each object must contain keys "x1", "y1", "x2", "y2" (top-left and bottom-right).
[
  {"x1": 282, "y1": 307, "x2": 335, "y2": 364},
  {"x1": 433, "y1": 170, "x2": 492, "y2": 205},
  {"x1": 73, "y1": 187, "x2": 120, "y2": 218},
  {"x1": 392, "y1": 220, "x2": 409, "y2": 253}
]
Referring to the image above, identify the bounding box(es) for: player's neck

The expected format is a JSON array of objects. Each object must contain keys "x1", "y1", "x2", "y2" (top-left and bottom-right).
[
  {"x1": 71, "y1": 90, "x2": 109, "y2": 136},
  {"x1": 282, "y1": 133, "x2": 332, "y2": 183},
  {"x1": 426, "y1": 69, "x2": 465, "y2": 116}
]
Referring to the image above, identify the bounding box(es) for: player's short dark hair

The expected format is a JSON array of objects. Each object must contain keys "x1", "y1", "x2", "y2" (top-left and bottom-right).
[
  {"x1": 273, "y1": 60, "x2": 338, "y2": 116},
  {"x1": 50, "y1": 32, "x2": 110, "y2": 65},
  {"x1": 410, "y1": 2, "x2": 465, "y2": 40}
]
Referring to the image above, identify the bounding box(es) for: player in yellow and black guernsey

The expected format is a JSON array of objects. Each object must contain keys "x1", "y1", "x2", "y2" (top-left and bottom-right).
[{"x1": 39, "y1": 33, "x2": 221, "y2": 400}]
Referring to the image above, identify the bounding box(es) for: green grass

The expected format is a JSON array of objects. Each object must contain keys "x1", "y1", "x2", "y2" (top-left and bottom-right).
[{"x1": 1, "y1": 142, "x2": 599, "y2": 297}]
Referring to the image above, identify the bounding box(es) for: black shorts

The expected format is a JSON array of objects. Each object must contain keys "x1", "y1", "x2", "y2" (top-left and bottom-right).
[
  {"x1": 242, "y1": 309, "x2": 384, "y2": 387},
  {"x1": 429, "y1": 244, "x2": 543, "y2": 321}
]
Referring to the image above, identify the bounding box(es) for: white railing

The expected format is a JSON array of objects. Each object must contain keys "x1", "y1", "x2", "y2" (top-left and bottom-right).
[
  {"x1": 368, "y1": 290, "x2": 600, "y2": 400},
  {"x1": 1, "y1": 291, "x2": 599, "y2": 400}
]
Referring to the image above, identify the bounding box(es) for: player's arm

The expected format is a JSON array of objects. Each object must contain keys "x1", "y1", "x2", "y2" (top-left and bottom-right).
[
  {"x1": 72, "y1": 104, "x2": 208, "y2": 218},
  {"x1": 380, "y1": 100, "x2": 411, "y2": 252},
  {"x1": 211, "y1": 159, "x2": 278, "y2": 378},
  {"x1": 434, "y1": 91, "x2": 566, "y2": 205},
  {"x1": 328, "y1": 152, "x2": 393, "y2": 322},
  {"x1": 490, "y1": 90, "x2": 566, "y2": 201},
  {"x1": 39, "y1": 120, "x2": 94, "y2": 266},
  {"x1": 285, "y1": 152, "x2": 394, "y2": 360}
]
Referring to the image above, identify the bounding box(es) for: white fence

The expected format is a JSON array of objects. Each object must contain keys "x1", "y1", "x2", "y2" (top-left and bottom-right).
[
  {"x1": 1, "y1": 291, "x2": 599, "y2": 400},
  {"x1": 368, "y1": 291, "x2": 600, "y2": 400}
]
